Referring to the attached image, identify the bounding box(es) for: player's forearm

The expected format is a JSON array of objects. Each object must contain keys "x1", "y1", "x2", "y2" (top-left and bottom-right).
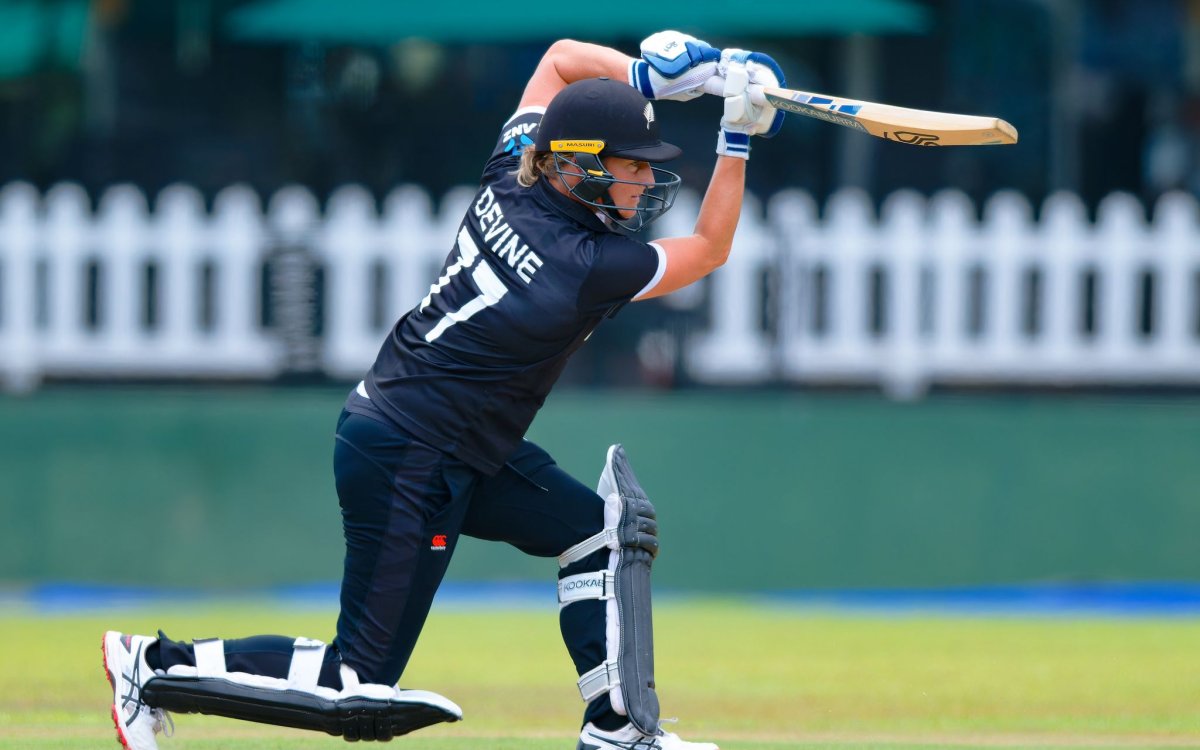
[
  {"x1": 691, "y1": 156, "x2": 746, "y2": 271},
  {"x1": 539, "y1": 39, "x2": 633, "y2": 89}
]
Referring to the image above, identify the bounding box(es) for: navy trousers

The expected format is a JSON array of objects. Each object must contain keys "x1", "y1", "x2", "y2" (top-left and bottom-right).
[{"x1": 156, "y1": 407, "x2": 621, "y2": 729}]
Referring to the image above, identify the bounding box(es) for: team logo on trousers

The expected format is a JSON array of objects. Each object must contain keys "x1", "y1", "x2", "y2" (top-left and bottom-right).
[{"x1": 431, "y1": 534, "x2": 448, "y2": 551}]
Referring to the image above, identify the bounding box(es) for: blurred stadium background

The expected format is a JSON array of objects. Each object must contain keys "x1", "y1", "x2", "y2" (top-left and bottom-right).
[
  {"x1": 1, "y1": 1, "x2": 1199, "y2": 746},
  {"x1": 2, "y1": 1, "x2": 1200, "y2": 748}
]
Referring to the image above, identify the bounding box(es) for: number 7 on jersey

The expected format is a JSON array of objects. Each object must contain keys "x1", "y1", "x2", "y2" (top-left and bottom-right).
[{"x1": 421, "y1": 228, "x2": 510, "y2": 343}]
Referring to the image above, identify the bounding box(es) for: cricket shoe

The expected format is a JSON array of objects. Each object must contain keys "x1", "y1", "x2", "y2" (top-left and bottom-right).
[
  {"x1": 102, "y1": 631, "x2": 173, "y2": 750},
  {"x1": 577, "y1": 721, "x2": 719, "y2": 750}
]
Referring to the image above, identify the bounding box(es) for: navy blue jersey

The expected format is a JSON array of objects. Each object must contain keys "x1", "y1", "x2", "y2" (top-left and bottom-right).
[{"x1": 354, "y1": 108, "x2": 665, "y2": 474}]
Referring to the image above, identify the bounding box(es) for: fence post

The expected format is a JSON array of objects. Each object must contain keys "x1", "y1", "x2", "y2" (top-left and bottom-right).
[
  {"x1": 1153, "y1": 192, "x2": 1199, "y2": 376},
  {"x1": 980, "y1": 191, "x2": 1035, "y2": 380},
  {"x1": 928, "y1": 189, "x2": 976, "y2": 382},
  {"x1": 383, "y1": 185, "x2": 439, "y2": 325},
  {"x1": 771, "y1": 189, "x2": 819, "y2": 383},
  {"x1": 94, "y1": 185, "x2": 148, "y2": 368},
  {"x1": 265, "y1": 185, "x2": 322, "y2": 376},
  {"x1": 0, "y1": 183, "x2": 40, "y2": 392},
  {"x1": 1039, "y1": 191, "x2": 1090, "y2": 380},
  {"x1": 685, "y1": 193, "x2": 772, "y2": 383},
  {"x1": 320, "y1": 184, "x2": 378, "y2": 379},
  {"x1": 827, "y1": 188, "x2": 875, "y2": 379},
  {"x1": 1095, "y1": 192, "x2": 1144, "y2": 377},
  {"x1": 153, "y1": 184, "x2": 204, "y2": 367},
  {"x1": 212, "y1": 185, "x2": 276, "y2": 374},
  {"x1": 43, "y1": 184, "x2": 92, "y2": 370},
  {"x1": 879, "y1": 189, "x2": 926, "y2": 397}
]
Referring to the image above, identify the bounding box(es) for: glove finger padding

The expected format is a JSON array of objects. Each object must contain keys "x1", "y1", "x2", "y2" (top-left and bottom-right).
[
  {"x1": 641, "y1": 30, "x2": 720, "y2": 77},
  {"x1": 632, "y1": 30, "x2": 721, "y2": 102},
  {"x1": 719, "y1": 49, "x2": 787, "y2": 137},
  {"x1": 744, "y1": 52, "x2": 787, "y2": 138},
  {"x1": 715, "y1": 56, "x2": 754, "y2": 159},
  {"x1": 720, "y1": 56, "x2": 757, "y2": 130}
]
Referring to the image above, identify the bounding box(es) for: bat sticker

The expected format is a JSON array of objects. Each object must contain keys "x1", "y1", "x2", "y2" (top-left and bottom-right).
[
  {"x1": 887, "y1": 131, "x2": 941, "y2": 146},
  {"x1": 769, "y1": 97, "x2": 869, "y2": 132}
]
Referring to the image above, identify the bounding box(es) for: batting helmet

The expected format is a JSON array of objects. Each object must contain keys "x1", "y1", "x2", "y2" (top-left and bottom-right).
[{"x1": 535, "y1": 78, "x2": 682, "y2": 232}]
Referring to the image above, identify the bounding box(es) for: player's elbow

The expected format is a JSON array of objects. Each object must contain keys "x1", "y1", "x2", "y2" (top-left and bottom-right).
[
  {"x1": 703, "y1": 239, "x2": 733, "y2": 275},
  {"x1": 544, "y1": 39, "x2": 585, "y2": 65}
]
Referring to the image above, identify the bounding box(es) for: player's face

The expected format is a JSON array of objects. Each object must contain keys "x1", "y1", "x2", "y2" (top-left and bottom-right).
[{"x1": 602, "y1": 157, "x2": 654, "y2": 218}]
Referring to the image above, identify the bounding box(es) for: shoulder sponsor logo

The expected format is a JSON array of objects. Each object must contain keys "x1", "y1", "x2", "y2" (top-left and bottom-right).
[
  {"x1": 502, "y1": 121, "x2": 537, "y2": 143},
  {"x1": 502, "y1": 122, "x2": 538, "y2": 155}
]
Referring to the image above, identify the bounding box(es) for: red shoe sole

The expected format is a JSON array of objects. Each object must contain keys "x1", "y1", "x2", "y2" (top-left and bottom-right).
[{"x1": 101, "y1": 634, "x2": 133, "y2": 749}]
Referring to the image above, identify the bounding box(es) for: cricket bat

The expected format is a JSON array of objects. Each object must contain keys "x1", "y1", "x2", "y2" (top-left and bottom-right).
[{"x1": 703, "y1": 79, "x2": 1018, "y2": 146}]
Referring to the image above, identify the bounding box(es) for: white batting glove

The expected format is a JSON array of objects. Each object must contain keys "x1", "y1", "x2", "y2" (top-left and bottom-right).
[
  {"x1": 718, "y1": 49, "x2": 786, "y2": 135},
  {"x1": 629, "y1": 30, "x2": 721, "y2": 102},
  {"x1": 716, "y1": 55, "x2": 754, "y2": 159}
]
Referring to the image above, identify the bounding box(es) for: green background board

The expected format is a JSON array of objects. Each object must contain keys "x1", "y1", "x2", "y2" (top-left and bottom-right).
[
  {"x1": 1, "y1": 388, "x2": 1197, "y2": 590},
  {"x1": 227, "y1": 0, "x2": 930, "y2": 44}
]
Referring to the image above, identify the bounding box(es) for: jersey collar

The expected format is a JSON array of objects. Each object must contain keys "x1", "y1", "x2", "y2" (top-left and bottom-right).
[{"x1": 533, "y1": 178, "x2": 613, "y2": 234}]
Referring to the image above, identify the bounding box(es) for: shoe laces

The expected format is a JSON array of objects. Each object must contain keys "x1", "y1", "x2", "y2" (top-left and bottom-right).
[{"x1": 151, "y1": 707, "x2": 175, "y2": 738}]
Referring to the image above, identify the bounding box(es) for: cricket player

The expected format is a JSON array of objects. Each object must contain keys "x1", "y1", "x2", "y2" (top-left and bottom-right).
[{"x1": 103, "y1": 33, "x2": 784, "y2": 750}]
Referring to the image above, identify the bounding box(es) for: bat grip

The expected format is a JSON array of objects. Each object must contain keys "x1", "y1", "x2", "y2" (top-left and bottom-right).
[{"x1": 700, "y1": 78, "x2": 767, "y2": 106}]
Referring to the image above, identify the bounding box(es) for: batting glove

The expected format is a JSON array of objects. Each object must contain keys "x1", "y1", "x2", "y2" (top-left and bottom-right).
[
  {"x1": 715, "y1": 49, "x2": 787, "y2": 159},
  {"x1": 629, "y1": 30, "x2": 721, "y2": 102},
  {"x1": 719, "y1": 49, "x2": 787, "y2": 137}
]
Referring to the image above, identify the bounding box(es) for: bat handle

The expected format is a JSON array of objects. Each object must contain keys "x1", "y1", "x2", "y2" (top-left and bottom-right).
[{"x1": 699, "y1": 78, "x2": 767, "y2": 106}]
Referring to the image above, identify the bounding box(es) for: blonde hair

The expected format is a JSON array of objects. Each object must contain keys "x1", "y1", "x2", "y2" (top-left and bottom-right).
[{"x1": 515, "y1": 149, "x2": 556, "y2": 188}]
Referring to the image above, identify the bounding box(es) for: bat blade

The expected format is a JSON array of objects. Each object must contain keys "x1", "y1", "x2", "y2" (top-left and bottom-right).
[{"x1": 760, "y1": 86, "x2": 1018, "y2": 146}]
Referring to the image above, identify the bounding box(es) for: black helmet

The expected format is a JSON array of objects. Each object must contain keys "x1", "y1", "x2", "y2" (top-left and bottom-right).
[
  {"x1": 536, "y1": 77, "x2": 682, "y2": 161},
  {"x1": 535, "y1": 78, "x2": 682, "y2": 232}
]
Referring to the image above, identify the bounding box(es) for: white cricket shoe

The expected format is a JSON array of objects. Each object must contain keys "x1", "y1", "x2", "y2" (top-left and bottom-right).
[
  {"x1": 102, "y1": 631, "x2": 173, "y2": 750},
  {"x1": 577, "y1": 721, "x2": 719, "y2": 750}
]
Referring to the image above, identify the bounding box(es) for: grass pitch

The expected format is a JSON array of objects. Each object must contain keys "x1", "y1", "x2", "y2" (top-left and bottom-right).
[{"x1": 0, "y1": 601, "x2": 1197, "y2": 749}]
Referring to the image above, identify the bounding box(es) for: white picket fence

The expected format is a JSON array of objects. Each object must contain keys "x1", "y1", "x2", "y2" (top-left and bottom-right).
[{"x1": 1, "y1": 180, "x2": 1198, "y2": 395}]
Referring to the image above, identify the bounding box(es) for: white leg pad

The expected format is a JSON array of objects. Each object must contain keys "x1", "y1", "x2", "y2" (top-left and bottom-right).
[
  {"x1": 558, "y1": 445, "x2": 661, "y2": 735},
  {"x1": 286, "y1": 638, "x2": 327, "y2": 692},
  {"x1": 193, "y1": 638, "x2": 226, "y2": 677}
]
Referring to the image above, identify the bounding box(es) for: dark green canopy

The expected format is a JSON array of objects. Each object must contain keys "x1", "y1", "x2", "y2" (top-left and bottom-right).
[
  {"x1": 0, "y1": 0, "x2": 89, "y2": 77},
  {"x1": 226, "y1": 0, "x2": 931, "y2": 44}
]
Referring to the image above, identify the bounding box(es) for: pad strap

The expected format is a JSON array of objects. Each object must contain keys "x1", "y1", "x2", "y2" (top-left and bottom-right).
[
  {"x1": 558, "y1": 570, "x2": 616, "y2": 605},
  {"x1": 287, "y1": 638, "x2": 327, "y2": 692},
  {"x1": 577, "y1": 659, "x2": 620, "y2": 702},
  {"x1": 557, "y1": 527, "x2": 618, "y2": 568},
  {"x1": 193, "y1": 638, "x2": 226, "y2": 677}
]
